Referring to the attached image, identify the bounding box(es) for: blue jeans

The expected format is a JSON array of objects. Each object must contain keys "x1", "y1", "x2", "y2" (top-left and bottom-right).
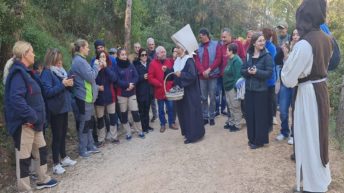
[
  {"x1": 215, "y1": 77, "x2": 227, "y2": 113},
  {"x1": 157, "y1": 99, "x2": 175, "y2": 126},
  {"x1": 279, "y1": 83, "x2": 293, "y2": 137},
  {"x1": 200, "y1": 78, "x2": 217, "y2": 119}
]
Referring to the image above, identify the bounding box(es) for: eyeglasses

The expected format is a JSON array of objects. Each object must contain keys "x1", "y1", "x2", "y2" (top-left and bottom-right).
[{"x1": 140, "y1": 54, "x2": 147, "y2": 57}]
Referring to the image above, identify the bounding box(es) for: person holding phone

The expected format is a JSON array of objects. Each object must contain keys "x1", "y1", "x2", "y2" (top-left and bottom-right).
[
  {"x1": 94, "y1": 51, "x2": 118, "y2": 146},
  {"x1": 241, "y1": 32, "x2": 273, "y2": 149},
  {"x1": 70, "y1": 39, "x2": 102, "y2": 158},
  {"x1": 41, "y1": 48, "x2": 77, "y2": 174}
]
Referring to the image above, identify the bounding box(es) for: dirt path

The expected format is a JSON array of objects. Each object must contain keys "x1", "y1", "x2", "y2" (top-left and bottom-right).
[{"x1": 18, "y1": 115, "x2": 344, "y2": 193}]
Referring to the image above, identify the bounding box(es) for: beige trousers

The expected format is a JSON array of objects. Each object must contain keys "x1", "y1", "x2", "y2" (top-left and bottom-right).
[
  {"x1": 95, "y1": 102, "x2": 117, "y2": 142},
  {"x1": 117, "y1": 95, "x2": 142, "y2": 135},
  {"x1": 15, "y1": 125, "x2": 51, "y2": 192},
  {"x1": 225, "y1": 89, "x2": 243, "y2": 128}
]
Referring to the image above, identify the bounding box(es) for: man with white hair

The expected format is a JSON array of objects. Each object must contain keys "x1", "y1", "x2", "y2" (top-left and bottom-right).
[
  {"x1": 148, "y1": 46, "x2": 178, "y2": 132},
  {"x1": 146, "y1": 37, "x2": 158, "y2": 122},
  {"x1": 147, "y1": 37, "x2": 156, "y2": 61}
]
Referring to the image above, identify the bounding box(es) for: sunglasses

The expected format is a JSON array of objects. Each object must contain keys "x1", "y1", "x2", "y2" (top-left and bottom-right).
[{"x1": 140, "y1": 54, "x2": 147, "y2": 57}]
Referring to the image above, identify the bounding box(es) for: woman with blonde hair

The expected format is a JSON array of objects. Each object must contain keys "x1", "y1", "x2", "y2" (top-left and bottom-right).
[
  {"x1": 4, "y1": 41, "x2": 57, "y2": 192},
  {"x1": 40, "y1": 48, "x2": 77, "y2": 174}
]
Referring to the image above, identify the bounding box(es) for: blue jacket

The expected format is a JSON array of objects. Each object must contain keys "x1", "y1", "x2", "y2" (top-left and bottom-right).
[
  {"x1": 265, "y1": 41, "x2": 277, "y2": 87},
  {"x1": 4, "y1": 60, "x2": 46, "y2": 135},
  {"x1": 40, "y1": 68, "x2": 72, "y2": 114},
  {"x1": 114, "y1": 58, "x2": 138, "y2": 97},
  {"x1": 95, "y1": 66, "x2": 117, "y2": 106}
]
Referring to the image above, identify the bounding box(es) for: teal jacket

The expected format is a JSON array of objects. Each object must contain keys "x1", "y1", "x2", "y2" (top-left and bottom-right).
[{"x1": 223, "y1": 54, "x2": 243, "y2": 91}]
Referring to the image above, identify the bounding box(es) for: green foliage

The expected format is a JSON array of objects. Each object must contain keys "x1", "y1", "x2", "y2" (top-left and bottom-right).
[{"x1": 22, "y1": 25, "x2": 72, "y2": 69}]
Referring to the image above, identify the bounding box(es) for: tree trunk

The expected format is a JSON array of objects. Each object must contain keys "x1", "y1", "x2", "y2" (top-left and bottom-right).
[
  {"x1": 124, "y1": 0, "x2": 132, "y2": 50},
  {"x1": 336, "y1": 75, "x2": 344, "y2": 140}
]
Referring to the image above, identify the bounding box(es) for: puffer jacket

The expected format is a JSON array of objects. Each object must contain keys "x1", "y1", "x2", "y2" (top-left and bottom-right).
[{"x1": 241, "y1": 49, "x2": 273, "y2": 92}]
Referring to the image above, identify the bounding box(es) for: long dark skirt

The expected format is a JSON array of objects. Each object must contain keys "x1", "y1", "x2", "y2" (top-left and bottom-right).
[{"x1": 245, "y1": 90, "x2": 269, "y2": 146}]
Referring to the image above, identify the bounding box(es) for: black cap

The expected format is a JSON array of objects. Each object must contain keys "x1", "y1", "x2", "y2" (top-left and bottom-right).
[
  {"x1": 94, "y1": 40, "x2": 105, "y2": 49},
  {"x1": 199, "y1": 28, "x2": 210, "y2": 37}
]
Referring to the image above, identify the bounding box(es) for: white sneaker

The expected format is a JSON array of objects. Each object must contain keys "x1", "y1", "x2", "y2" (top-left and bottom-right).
[
  {"x1": 288, "y1": 137, "x2": 294, "y2": 145},
  {"x1": 273, "y1": 117, "x2": 278, "y2": 125},
  {"x1": 276, "y1": 133, "x2": 287, "y2": 141},
  {"x1": 61, "y1": 156, "x2": 77, "y2": 167},
  {"x1": 53, "y1": 164, "x2": 65, "y2": 175}
]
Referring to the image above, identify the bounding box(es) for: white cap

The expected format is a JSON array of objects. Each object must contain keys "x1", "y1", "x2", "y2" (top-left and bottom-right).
[{"x1": 171, "y1": 24, "x2": 198, "y2": 54}]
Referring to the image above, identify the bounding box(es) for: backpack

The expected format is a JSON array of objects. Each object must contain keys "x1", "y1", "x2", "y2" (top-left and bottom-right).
[{"x1": 328, "y1": 37, "x2": 341, "y2": 71}]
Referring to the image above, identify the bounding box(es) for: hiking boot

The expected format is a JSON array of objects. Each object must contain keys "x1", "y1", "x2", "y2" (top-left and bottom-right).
[
  {"x1": 229, "y1": 125, "x2": 240, "y2": 132},
  {"x1": 224, "y1": 123, "x2": 230, "y2": 129},
  {"x1": 209, "y1": 119, "x2": 215, "y2": 126},
  {"x1": 160, "y1": 125, "x2": 166, "y2": 133}
]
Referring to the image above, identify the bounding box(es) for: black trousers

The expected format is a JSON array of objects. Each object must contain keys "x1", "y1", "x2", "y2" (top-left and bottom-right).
[
  {"x1": 245, "y1": 90, "x2": 269, "y2": 146},
  {"x1": 50, "y1": 112, "x2": 68, "y2": 164},
  {"x1": 267, "y1": 86, "x2": 277, "y2": 130},
  {"x1": 138, "y1": 99, "x2": 151, "y2": 132}
]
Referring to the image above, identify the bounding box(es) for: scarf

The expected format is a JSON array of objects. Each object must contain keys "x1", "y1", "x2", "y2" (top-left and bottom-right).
[{"x1": 50, "y1": 66, "x2": 68, "y2": 79}]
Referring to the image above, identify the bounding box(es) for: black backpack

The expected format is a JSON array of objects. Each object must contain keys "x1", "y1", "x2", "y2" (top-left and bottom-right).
[{"x1": 328, "y1": 37, "x2": 341, "y2": 71}]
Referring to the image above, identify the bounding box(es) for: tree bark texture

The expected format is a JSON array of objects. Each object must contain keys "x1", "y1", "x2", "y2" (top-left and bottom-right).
[{"x1": 124, "y1": 0, "x2": 132, "y2": 50}]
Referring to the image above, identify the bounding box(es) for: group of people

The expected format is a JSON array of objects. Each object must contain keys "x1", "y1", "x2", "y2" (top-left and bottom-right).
[{"x1": 3, "y1": 0, "x2": 333, "y2": 192}]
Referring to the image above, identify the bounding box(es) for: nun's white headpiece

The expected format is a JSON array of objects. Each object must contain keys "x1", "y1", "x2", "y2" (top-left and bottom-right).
[{"x1": 171, "y1": 24, "x2": 198, "y2": 55}]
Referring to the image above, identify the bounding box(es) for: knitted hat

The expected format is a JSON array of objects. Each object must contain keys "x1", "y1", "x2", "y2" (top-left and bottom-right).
[{"x1": 94, "y1": 40, "x2": 105, "y2": 49}]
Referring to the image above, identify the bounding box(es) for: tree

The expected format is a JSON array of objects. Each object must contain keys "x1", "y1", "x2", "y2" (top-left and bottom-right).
[{"x1": 124, "y1": 0, "x2": 132, "y2": 50}]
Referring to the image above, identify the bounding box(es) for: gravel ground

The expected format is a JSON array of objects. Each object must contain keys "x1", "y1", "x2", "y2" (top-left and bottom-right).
[{"x1": 4, "y1": 114, "x2": 344, "y2": 193}]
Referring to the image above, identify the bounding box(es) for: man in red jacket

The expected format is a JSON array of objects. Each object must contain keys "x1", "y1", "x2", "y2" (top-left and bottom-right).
[
  {"x1": 148, "y1": 46, "x2": 178, "y2": 132},
  {"x1": 194, "y1": 28, "x2": 222, "y2": 126}
]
